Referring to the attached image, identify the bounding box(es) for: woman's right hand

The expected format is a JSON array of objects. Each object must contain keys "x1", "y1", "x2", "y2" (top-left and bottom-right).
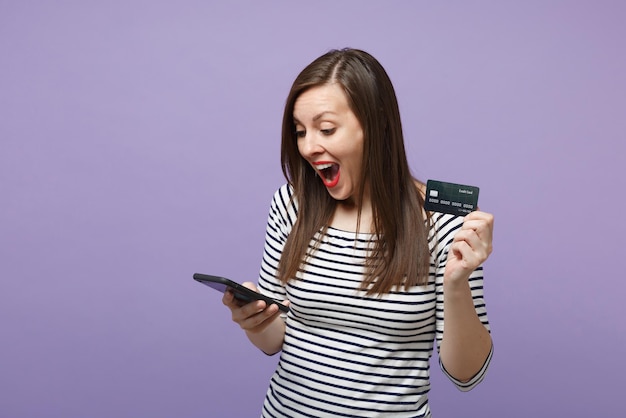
[{"x1": 222, "y1": 282, "x2": 286, "y2": 334}]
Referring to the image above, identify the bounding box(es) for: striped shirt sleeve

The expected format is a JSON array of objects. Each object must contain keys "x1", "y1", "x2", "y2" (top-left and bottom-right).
[
  {"x1": 257, "y1": 184, "x2": 296, "y2": 302},
  {"x1": 432, "y1": 213, "x2": 493, "y2": 391}
]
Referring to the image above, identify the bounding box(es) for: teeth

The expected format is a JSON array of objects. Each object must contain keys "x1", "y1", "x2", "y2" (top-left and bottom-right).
[{"x1": 316, "y1": 163, "x2": 333, "y2": 170}]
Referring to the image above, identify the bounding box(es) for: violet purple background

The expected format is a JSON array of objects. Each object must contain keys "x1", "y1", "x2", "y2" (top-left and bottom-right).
[{"x1": 1, "y1": 1, "x2": 625, "y2": 417}]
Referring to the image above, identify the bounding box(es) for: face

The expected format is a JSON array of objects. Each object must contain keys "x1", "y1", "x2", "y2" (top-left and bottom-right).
[{"x1": 293, "y1": 83, "x2": 365, "y2": 205}]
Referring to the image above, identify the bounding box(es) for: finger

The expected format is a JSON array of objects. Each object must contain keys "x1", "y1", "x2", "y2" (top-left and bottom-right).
[
  {"x1": 460, "y1": 219, "x2": 492, "y2": 241},
  {"x1": 241, "y1": 281, "x2": 259, "y2": 292},
  {"x1": 238, "y1": 303, "x2": 281, "y2": 333},
  {"x1": 464, "y1": 211, "x2": 494, "y2": 226},
  {"x1": 452, "y1": 229, "x2": 492, "y2": 260},
  {"x1": 453, "y1": 228, "x2": 481, "y2": 246},
  {"x1": 222, "y1": 289, "x2": 236, "y2": 307},
  {"x1": 248, "y1": 310, "x2": 282, "y2": 334},
  {"x1": 231, "y1": 298, "x2": 267, "y2": 321},
  {"x1": 449, "y1": 240, "x2": 481, "y2": 269},
  {"x1": 462, "y1": 214, "x2": 494, "y2": 239}
]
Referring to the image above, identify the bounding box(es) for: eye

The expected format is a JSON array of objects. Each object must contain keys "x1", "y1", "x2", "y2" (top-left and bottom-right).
[
  {"x1": 321, "y1": 128, "x2": 336, "y2": 136},
  {"x1": 295, "y1": 129, "x2": 306, "y2": 138}
]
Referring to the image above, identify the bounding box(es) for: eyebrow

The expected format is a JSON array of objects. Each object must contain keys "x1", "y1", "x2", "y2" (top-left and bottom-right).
[{"x1": 293, "y1": 111, "x2": 337, "y2": 124}]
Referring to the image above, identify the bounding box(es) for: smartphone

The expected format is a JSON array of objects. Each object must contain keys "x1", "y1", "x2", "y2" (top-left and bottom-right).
[{"x1": 193, "y1": 273, "x2": 289, "y2": 313}]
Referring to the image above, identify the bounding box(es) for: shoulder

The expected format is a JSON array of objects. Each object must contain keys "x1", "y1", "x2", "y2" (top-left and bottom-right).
[
  {"x1": 267, "y1": 184, "x2": 298, "y2": 228},
  {"x1": 271, "y1": 184, "x2": 297, "y2": 211},
  {"x1": 428, "y1": 212, "x2": 464, "y2": 261},
  {"x1": 430, "y1": 212, "x2": 464, "y2": 239}
]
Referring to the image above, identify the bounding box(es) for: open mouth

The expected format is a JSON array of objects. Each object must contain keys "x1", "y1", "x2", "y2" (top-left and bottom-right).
[{"x1": 314, "y1": 162, "x2": 340, "y2": 188}]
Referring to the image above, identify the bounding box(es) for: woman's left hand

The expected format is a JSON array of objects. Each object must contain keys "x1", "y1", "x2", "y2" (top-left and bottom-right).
[{"x1": 444, "y1": 211, "x2": 494, "y2": 284}]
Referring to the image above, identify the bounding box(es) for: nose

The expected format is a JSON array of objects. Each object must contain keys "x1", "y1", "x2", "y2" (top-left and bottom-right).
[{"x1": 297, "y1": 132, "x2": 324, "y2": 159}]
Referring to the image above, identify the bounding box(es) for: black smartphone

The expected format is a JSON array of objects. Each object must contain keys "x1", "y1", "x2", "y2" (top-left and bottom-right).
[{"x1": 193, "y1": 273, "x2": 289, "y2": 313}]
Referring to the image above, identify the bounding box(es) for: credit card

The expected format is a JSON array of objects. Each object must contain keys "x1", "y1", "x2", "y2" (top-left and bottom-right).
[{"x1": 424, "y1": 179, "x2": 479, "y2": 216}]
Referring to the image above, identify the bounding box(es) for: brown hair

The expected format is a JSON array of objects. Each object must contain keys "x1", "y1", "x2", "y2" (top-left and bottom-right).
[{"x1": 278, "y1": 48, "x2": 431, "y2": 294}]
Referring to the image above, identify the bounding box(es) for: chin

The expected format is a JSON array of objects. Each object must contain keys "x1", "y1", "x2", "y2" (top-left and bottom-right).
[
  {"x1": 328, "y1": 188, "x2": 355, "y2": 204},
  {"x1": 326, "y1": 189, "x2": 346, "y2": 201}
]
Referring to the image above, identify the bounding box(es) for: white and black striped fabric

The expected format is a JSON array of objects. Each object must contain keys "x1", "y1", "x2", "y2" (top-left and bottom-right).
[{"x1": 257, "y1": 184, "x2": 492, "y2": 418}]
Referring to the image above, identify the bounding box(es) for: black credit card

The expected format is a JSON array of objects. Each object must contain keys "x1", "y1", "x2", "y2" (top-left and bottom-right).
[{"x1": 423, "y1": 179, "x2": 479, "y2": 216}]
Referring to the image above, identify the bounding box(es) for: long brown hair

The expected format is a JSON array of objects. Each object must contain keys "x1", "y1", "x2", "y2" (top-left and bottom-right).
[{"x1": 278, "y1": 48, "x2": 431, "y2": 294}]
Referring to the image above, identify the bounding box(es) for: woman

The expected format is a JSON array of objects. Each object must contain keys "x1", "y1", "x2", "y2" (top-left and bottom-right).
[{"x1": 223, "y1": 48, "x2": 494, "y2": 417}]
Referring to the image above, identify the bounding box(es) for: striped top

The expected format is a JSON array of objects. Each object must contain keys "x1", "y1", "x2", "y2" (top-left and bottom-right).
[{"x1": 257, "y1": 184, "x2": 492, "y2": 418}]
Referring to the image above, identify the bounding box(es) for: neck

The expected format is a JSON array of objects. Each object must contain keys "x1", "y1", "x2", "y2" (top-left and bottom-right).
[{"x1": 330, "y1": 196, "x2": 373, "y2": 233}]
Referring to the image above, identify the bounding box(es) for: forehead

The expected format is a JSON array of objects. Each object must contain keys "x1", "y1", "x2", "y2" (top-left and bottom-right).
[{"x1": 293, "y1": 83, "x2": 351, "y2": 121}]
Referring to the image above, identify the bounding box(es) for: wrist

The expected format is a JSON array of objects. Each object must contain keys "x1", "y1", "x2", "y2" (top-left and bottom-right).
[{"x1": 443, "y1": 276, "x2": 471, "y2": 295}]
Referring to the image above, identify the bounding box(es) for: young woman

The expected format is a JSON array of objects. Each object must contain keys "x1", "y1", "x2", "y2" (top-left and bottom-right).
[{"x1": 222, "y1": 48, "x2": 494, "y2": 417}]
